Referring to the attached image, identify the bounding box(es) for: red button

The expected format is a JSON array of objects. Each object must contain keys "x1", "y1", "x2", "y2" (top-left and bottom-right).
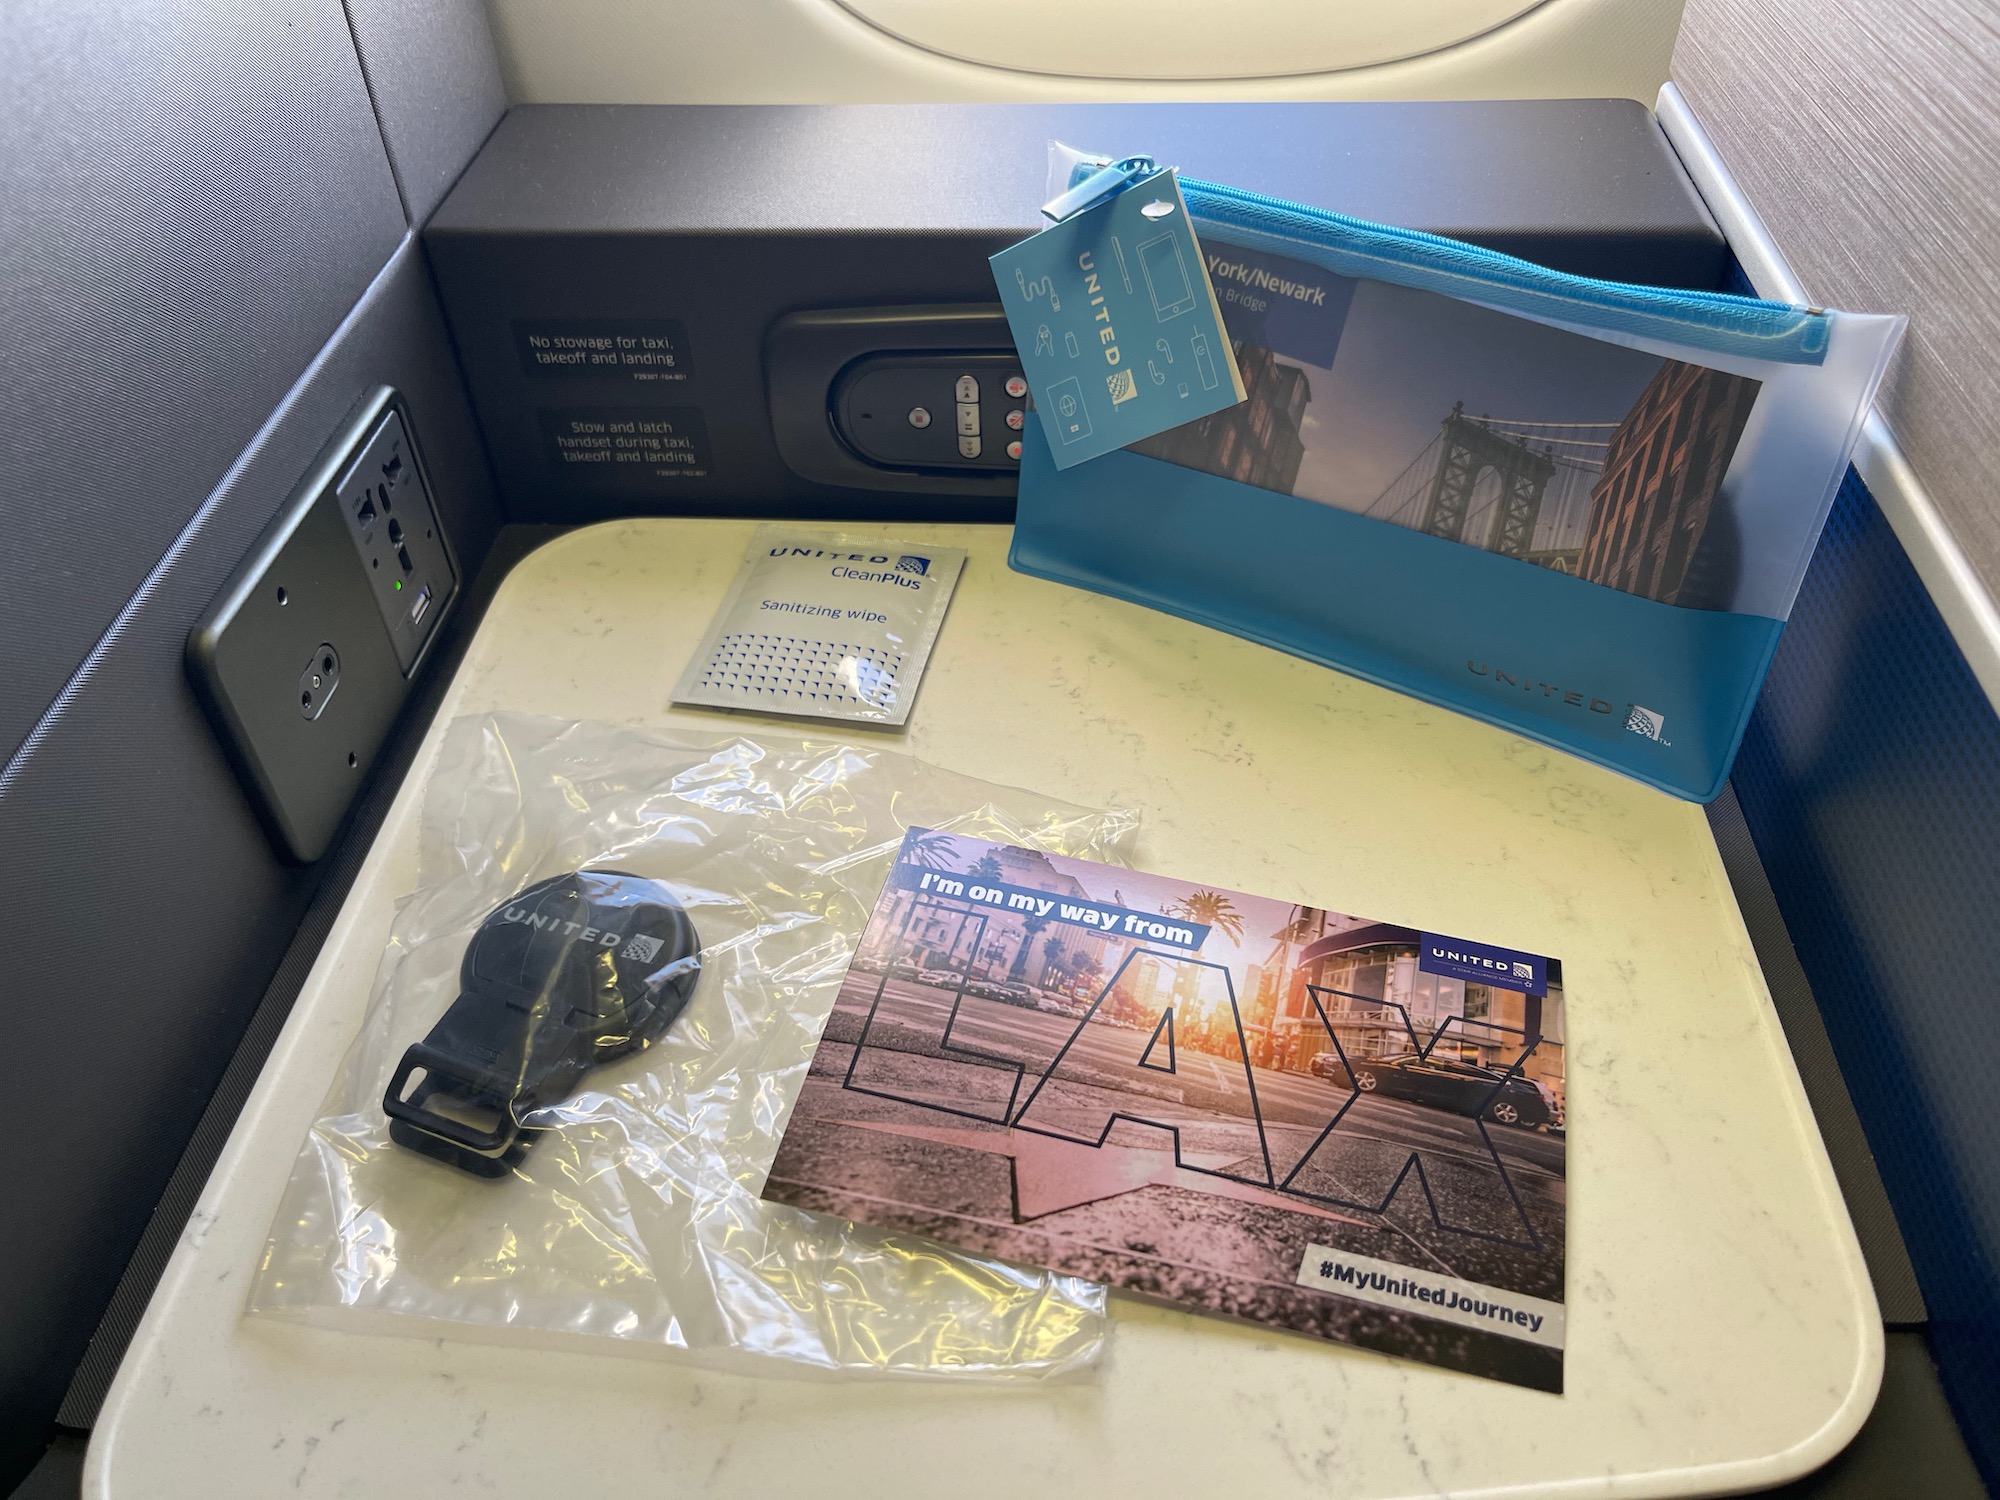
[
  {"x1": 1004, "y1": 375, "x2": 1027, "y2": 399},
  {"x1": 1005, "y1": 409, "x2": 1025, "y2": 431},
  {"x1": 1006, "y1": 440, "x2": 1023, "y2": 460}
]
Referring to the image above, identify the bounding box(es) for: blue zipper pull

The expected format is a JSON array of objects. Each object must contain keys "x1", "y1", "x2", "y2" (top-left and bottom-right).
[{"x1": 1042, "y1": 154, "x2": 1158, "y2": 222}]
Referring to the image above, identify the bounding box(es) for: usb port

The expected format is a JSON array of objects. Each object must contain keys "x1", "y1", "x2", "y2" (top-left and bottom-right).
[{"x1": 409, "y1": 584, "x2": 433, "y2": 625}]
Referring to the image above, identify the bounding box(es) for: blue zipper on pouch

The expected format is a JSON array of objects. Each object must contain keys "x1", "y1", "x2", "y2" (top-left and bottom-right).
[{"x1": 1065, "y1": 160, "x2": 1831, "y2": 364}]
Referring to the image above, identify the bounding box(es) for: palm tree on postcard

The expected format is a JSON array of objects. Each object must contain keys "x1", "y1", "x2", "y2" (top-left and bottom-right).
[
  {"x1": 1167, "y1": 889, "x2": 1245, "y2": 945},
  {"x1": 903, "y1": 829, "x2": 960, "y2": 870}
]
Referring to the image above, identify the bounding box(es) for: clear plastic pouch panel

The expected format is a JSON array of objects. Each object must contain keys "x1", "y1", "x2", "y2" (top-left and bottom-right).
[
  {"x1": 1043, "y1": 141, "x2": 1905, "y2": 624},
  {"x1": 251, "y1": 713, "x2": 1135, "y2": 1378}
]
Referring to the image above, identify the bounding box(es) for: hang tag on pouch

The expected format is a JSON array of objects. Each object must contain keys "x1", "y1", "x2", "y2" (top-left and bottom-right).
[{"x1": 990, "y1": 166, "x2": 1244, "y2": 470}]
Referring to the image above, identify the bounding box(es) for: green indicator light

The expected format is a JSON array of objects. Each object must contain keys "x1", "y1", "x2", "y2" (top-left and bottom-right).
[{"x1": 393, "y1": 579, "x2": 403, "y2": 590}]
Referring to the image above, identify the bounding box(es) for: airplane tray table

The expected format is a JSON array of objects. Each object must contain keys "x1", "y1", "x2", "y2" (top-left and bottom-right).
[{"x1": 87, "y1": 520, "x2": 1880, "y2": 1499}]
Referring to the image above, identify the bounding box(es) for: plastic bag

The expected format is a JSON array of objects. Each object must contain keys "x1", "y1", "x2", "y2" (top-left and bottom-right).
[{"x1": 250, "y1": 713, "x2": 1137, "y2": 1378}]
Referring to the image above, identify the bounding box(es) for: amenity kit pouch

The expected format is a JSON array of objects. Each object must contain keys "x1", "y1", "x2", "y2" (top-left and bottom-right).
[
  {"x1": 1004, "y1": 148, "x2": 1905, "y2": 800},
  {"x1": 250, "y1": 712, "x2": 1135, "y2": 1379}
]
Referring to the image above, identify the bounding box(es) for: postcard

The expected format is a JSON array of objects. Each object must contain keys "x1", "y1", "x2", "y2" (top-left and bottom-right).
[{"x1": 763, "y1": 829, "x2": 1570, "y2": 1391}]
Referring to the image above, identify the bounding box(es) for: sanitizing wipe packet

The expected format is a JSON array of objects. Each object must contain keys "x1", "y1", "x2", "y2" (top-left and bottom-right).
[{"x1": 673, "y1": 527, "x2": 966, "y2": 726}]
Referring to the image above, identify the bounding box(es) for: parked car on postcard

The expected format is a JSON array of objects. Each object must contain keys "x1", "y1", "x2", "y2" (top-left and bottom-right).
[{"x1": 1309, "y1": 1050, "x2": 1560, "y2": 1129}]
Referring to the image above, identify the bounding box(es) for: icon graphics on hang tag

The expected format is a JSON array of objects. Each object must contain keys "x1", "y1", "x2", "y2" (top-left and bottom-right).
[
  {"x1": 1046, "y1": 376, "x2": 1091, "y2": 443},
  {"x1": 1034, "y1": 324, "x2": 1055, "y2": 358},
  {"x1": 1191, "y1": 329, "x2": 1220, "y2": 391},
  {"x1": 1111, "y1": 236, "x2": 1134, "y2": 293},
  {"x1": 1015, "y1": 267, "x2": 1061, "y2": 312},
  {"x1": 1064, "y1": 331, "x2": 1082, "y2": 359},
  {"x1": 1139, "y1": 232, "x2": 1197, "y2": 321}
]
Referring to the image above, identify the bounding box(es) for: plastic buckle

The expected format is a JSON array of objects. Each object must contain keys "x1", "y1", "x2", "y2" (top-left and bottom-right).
[
  {"x1": 383, "y1": 869, "x2": 701, "y2": 1177},
  {"x1": 1042, "y1": 153, "x2": 1158, "y2": 222}
]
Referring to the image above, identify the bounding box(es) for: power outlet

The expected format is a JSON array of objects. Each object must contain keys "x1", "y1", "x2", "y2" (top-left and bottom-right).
[
  {"x1": 297, "y1": 643, "x2": 341, "y2": 720},
  {"x1": 336, "y1": 408, "x2": 456, "y2": 673},
  {"x1": 188, "y1": 388, "x2": 459, "y2": 862}
]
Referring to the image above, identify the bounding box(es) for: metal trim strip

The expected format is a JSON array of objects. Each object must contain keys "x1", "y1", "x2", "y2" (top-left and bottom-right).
[{"x1": 1656, "y1": 82, "x2": 2000, "y2": 712}]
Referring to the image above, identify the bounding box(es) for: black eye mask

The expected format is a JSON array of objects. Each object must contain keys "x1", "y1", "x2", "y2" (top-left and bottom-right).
[{"x1": 384, "y1": 869, "x2": 702, "y2": 1177}]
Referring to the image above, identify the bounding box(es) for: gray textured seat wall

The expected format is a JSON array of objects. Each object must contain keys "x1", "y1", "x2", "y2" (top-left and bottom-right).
[{"x1": 0, "y1": 1, "x2": 505, "y2": 1488}]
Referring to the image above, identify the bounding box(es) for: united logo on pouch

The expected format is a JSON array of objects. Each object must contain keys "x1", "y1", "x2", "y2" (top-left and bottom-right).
[
  {"x1": 896, "y1": 555, "x2": 930, "y2": 576},
  {"x1": 1625, "y1": 704, "x2": 1666, "y2": 741}
]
